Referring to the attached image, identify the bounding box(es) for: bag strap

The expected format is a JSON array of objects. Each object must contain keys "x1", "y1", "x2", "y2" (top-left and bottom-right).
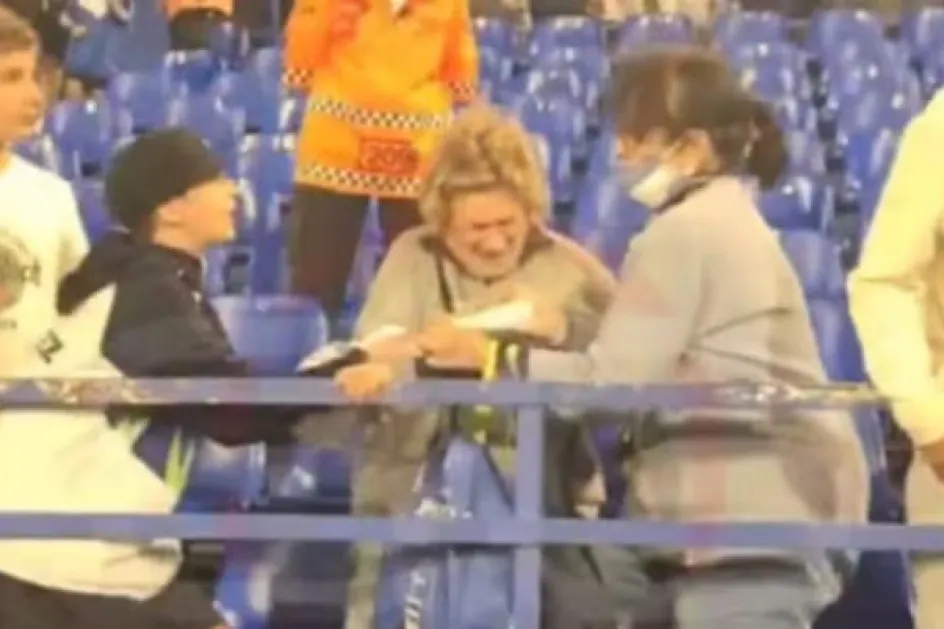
[{"x1": 434, "y1": 253, "x2": 455, "y2": 315}]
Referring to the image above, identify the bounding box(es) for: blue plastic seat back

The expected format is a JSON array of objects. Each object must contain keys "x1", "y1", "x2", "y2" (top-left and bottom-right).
[
  {"x1": 779, "y1": 230, "x2": 846, "y2": 300},
  {"x1": 807, "y1": 9, "x2": 885, "y2": 57},
  {"x1": 474, "y1": 17, "x2": 516, "y2": 53},
  {"x1": 714, "y1": 11, "x2": 787, "y2": 46},
  {"x1": 616, "y1": 13, "x2": 693, "y2": 51},
  {"x1": 760, "y1": 174, "x2": 829, "y2": 231},
  {"x1": 167, "y1": 95, "x2": 245, "y2": 169},
  {"x1": 65, "y1": 18, "x2": 120, "y2": 81},
  {"x1": 14, "y1": 135, "x2": 65, "y2": 176},
  {"x1": 211, "y1": 295, "x2": 329, "y2": 375},
  {"x1": 806, "y1": 298, "x2": 864, "y2": 382},
  {"x1": 46, "y1": 100, "x2": 114, "y2": 176},
  {"x1": 164, "y1": 50, "x2": 221, "y2": 92},
  {"x1": 373, "y1": 436, "x2": 514, "y2": 629},
  {"x1": 531, "y1": 17, "x2": 603, "y2": 51},
  {"x1": 72, "y1": 179, "x2": 111, "y2": 242},
  {"x1": 239, "y1": 134, "x2": 297, "y2": 209},
  {"x1": 107, "y1": 71, "x2": 176, "y2": 133}
]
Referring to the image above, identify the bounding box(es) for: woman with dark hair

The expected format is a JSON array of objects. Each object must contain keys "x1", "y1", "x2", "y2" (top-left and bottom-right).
[{"x1": 419, "y1": 46, "x2": 868, "y2": 629}]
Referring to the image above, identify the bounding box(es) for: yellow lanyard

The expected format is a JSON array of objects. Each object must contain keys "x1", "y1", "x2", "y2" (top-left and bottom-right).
[{"x1": 117, "y1": 418, "x2": 195, "y2": 497}]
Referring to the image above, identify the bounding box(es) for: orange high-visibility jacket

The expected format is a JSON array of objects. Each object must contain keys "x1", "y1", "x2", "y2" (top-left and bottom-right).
[
  {"x1": 164, "y1": 0, "x2": 233, "y2": 18},
  {"x1": 283, "y1": 0, "x2": 479, "y2": 199}
]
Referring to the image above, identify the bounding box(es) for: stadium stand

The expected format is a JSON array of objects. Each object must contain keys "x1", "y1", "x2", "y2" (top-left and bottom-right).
[{"x1": 11, "y1": 2, "x2": 933, "y2": 627}]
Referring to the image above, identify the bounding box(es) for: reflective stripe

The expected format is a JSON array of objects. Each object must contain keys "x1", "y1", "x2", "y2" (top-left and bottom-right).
[
  {"x1": 307, "y1": 95, "x2": 452, "y2": 131},
  {"x1": 117, "y1": 418, "x2": 195, "y2": 497},
  {"x1": 283, "y1": 69, "x2": 313, "y2": 91},
  {"x1": 447, "y1": 81, "x2": 477, "y2": 103},
  {"x1": 296, "y1": 162, "x2": 422, "y2": 197}
]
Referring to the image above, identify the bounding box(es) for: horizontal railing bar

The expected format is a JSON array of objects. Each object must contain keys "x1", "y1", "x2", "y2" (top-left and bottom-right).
[
  {"x1": 0, "y1": 378, "x2": 884, "y2": 410},
  {"x1": 0, "y1": 514, "x2": 937, "y2": 550}
]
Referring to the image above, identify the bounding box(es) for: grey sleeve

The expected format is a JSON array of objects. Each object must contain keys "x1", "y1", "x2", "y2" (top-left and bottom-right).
[{"x1": 528, "y1": 218, "x2": 703, "y2": 384}]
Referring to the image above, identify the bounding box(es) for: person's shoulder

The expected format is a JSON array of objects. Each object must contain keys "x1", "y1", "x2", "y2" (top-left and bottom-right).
[
  {"x1": 6, "y1": 156, "x2": 76, "y2": 208},
  {"x1": 543, "y1": 230, "x2": 615, "y2": 280},
  {"x1": 8, "y1": 156, "x2": 72, "y2": 190},
  {"x1": 386, "y1": 225, "x2": 438, "y2": 261},
  {"x1": 904, "y1": 90, "x2": 944, "y2": 138}
]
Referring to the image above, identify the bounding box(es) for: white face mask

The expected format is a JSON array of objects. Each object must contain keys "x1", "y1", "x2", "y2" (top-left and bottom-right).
[{"x1": 618, "y1": 158, "x2": 689, "y2": 209}]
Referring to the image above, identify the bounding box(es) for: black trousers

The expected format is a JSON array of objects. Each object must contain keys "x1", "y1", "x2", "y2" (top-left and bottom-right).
[
  {"x1": 0, "y1": 569, "x2": 221, "y2": 629},
  {"x1": 168, "y1": 9, "x2": 229, "y2": 51},
  {"x1": 286, "y1": 185, "x2": 421, "y2": 319}
]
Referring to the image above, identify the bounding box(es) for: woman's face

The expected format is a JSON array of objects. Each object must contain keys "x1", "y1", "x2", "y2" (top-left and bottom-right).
[{"x1": 441, "y1": 189, "x2": 533, "y2": 281}]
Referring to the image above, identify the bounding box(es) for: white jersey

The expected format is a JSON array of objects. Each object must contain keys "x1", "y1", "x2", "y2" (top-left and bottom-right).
[
  {"x1": 0, "y1": 286, "x2": 181, "y2": 600},
  {"x1": 0, "y1": 156, "x2": 180, "y2": 599},
  {"x1": 0, "y1": 156, "x2": 88, "y2": 377}
]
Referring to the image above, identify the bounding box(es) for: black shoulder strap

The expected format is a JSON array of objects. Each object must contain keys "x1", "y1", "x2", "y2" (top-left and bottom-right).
[
  {"x1": 652, "y1": 178, "x2": 712, "y2": 214},
  {"x1": 434, "y1": 253, "x2": 456, "y2": 314}
]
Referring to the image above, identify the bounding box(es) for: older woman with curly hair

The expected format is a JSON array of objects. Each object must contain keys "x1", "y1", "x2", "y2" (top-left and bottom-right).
[{"x1": 296, "y1": 104, "x2": 624, "y2": 628}]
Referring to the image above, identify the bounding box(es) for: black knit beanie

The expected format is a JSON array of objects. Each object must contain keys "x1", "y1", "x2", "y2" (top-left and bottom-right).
[{"x1": 105, "y1": 128, "x2": 226, "y2": 231}]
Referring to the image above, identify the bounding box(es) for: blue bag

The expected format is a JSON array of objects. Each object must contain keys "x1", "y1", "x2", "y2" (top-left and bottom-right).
[{"x1": 372, "y1": 436, "x2": 515, "y2": 629}]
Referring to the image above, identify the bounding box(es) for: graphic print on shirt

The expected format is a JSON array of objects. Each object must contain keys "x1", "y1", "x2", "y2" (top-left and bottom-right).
[{"x1": 0, "y1": 227, "x2": 40, "y2": 328}]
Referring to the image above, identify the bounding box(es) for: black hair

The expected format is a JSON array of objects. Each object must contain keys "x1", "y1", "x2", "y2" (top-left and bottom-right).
[{"x1": 608, "y1": 45, "x2": 788, "y2": 188}]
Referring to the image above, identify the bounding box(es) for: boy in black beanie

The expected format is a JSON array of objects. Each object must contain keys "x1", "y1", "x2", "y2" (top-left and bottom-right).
[{"x1": 0, "y1": 129, "x2": 241, "y2": 629}]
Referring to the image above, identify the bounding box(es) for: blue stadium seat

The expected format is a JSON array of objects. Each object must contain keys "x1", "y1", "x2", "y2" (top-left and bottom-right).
[
  {"x1": 207, "y1": 20, "x2": 253, "y2": 69},
  {"x1": 713, "y1": 11, "x2": 787, "y2": 46},
  {"x1": 72, "y1": 179, "x2": 111, "y2": 242},
  {"x1": 179, "y1": 441, "x2": 267, "y2": 511},
  {"x1": 216, "y1": 536, "x2": 349, "y2": 629},
  {"x1": 246, "y1": 47, "x2": 282, "y2": 80},
  {"x1": 64, "y1": 16, "x2": 120, "y2": 82},
  {"x1": 523, "y1": 66, "x2": 582, "y2": 103},
  {"x1": 164, "y1": 50, "x2": 221, "y2": 92},
  {"x1": 14, "y1": 135, "x2": 69, "y2": 177},
  {"x1": 530, "y1": 17, "x2": 603, "y2": 51},
  {"x1": 107, "y1": 71, "x2": 178, "y2": 133},
  {"x1": 270, "y1": 446, "x2": 352, "y2": 507},
  {"x1": 807, "y1": 298, "x2": 864, "y2": 382},
  {"x1": 572, "y1": 175, "x2": 648, "y2": 271},
  {"x1": 211, "y1": 295, "x2": 328, "y2": 375},
  {"x1": 785, "y1": 130, "x2": 827, "y2": 176},
  {"x1": 239, "y1": 134, "x2": 296, "y2": 209},
  {"x1": 473, "y1": 17, "x2": 517, "y2": 53},
  {"x1": 479, "y1": 47, "x2": 515, "y2": 86},
  {"x1": 524, "y1": 64, "x2": 604, "y2": 129},
  {"x1": 807, "y1": 9, "x2": 885, "y2": 58},
  {"x1": 508, "y1": 97, "x2": 582, "y2": 203},
  {"x1": 760, "y1": 174, "x2": 832, "y2": 231},
  {"x1": 901, "y1": 6, "x2": 944, "y2": 61},
  {"x1": 779, "y1": 231, "x2": 846, "y2": 300},
  {"x1": 167, "y1": 95, "x2": 245, "y2": 171},
  {"x1": 841, "y1": 127, "x2": 899, "y2": 196},
  {"x1": 212, "y1": 71, "x2": 291, "y2": 134},
  {"x1": 832, "y1": 89, "x2": 919, "y2": 145},
  {"x1": 130, "y1": 421, "x2": 266, "y2": 511},
  {"x1": 215, "y1": 543, "x2": 277, "y2": 629},
  {"x1": 616, "y1": 13, "x2": 693, "y2": 51},
  {"x1": 46, "y1": 100, "x2": 114, "y2": 177}
]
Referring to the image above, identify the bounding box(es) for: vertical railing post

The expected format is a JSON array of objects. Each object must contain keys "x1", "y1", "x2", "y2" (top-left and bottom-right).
[{"x1": 513, "y1": 405, "x2": 545, "y2": 629}]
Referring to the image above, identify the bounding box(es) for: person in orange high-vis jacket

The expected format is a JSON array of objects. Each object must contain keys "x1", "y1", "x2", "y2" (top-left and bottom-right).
[
  {"x1": 164, "y1": 0, "x2": 234, "y2": 50},
  {"x1": 283, "y1": 0, "x2": 478, "y2": 325}
]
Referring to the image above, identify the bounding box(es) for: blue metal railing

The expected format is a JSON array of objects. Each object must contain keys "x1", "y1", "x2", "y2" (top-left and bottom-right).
[{"x1": 0, "y1": 378, "x2": 930, "y2": 629}]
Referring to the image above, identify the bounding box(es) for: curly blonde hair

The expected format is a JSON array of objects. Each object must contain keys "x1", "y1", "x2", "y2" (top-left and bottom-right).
[{"x1": 418, "y1": 104, "x2": 550, "y2": 229}]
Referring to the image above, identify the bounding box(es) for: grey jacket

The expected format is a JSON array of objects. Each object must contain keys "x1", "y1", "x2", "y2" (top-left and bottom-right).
[{"x1": 527, "y1": 177, "x2": 869, "y2": 570}]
